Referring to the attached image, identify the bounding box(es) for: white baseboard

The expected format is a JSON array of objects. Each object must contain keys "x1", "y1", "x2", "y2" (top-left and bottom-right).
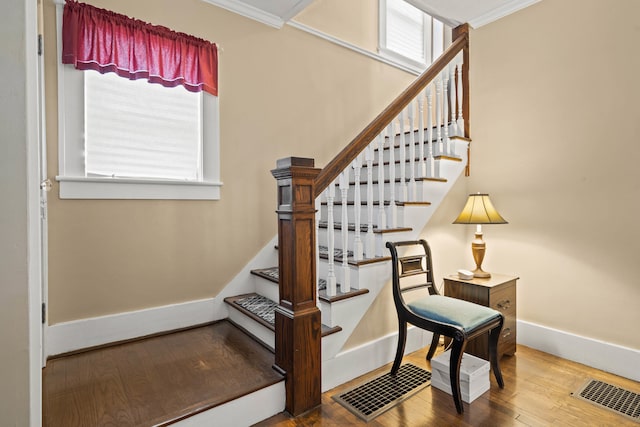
[
  {"x1": 322, "y1": 326, "x2": 431, "y2": 392},
  {"x1": 47, "y1": 297, "x2": 216, "y2": 357},
  {"x1": 517, "y1": 320, "x2": 640, "y2": 382},
  {"x1": 171, "y1": 381, "x2": 285, "y2": 427}
]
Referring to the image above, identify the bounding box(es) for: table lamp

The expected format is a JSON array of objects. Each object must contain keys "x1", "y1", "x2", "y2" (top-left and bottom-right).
[{"x1": 453, "y1": 193, "x2": 507, "y2": 278}]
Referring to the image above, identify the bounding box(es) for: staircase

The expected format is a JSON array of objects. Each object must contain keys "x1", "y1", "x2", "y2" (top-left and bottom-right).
[
  {"x1": 179, "y1": 26, "x2": 471, "y2": 426},
  {"x1": 224, "y1": 136, "x2": 468, "y2": 371}
]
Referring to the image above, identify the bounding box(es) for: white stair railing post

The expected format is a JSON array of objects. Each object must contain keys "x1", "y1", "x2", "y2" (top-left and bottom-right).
[
  {"x1": 435, "y1": 77, "x2": 443, "y2": 178},
  {"x1": 339, "y1": 170, "x2": 350, "y2": 292},
  {"x1": 364, "y1": 144, "x2": 375, "y2": 259},
  {"x1": 397, "y1": 111, "x2": 407, "y2": 203},
  {"x1": 376, "y1": 132, "x2": 386, "y2": 233},
  {"x1": 426, "y1": 85, "x2": 434, "y2": 178},
  {"x1": 456, "y1": 51, "x2": 465, "y2": 138},
  {"x1": 315, "y1": 196, "x2": 322, "y2": 308},
  {"x1": 442, "y1": 68, "x2": 451, "y2": 156},
  {"x1": 449, "y1": 59, "x2": 459, "y2": 139},
  {"x1": 325, "y1": 184, "x2": 337, "y2": 297},
  {"x1": 407, "y1": 101, "x2": 416, "y2": 201},
  {"x1": 417, "y1": 95, "x2": 426, "y2": 179},
  {"x1": 387, "y1": 122, "x2": 397, "y2": 228},
  {"x1": 352, "y1": 155, "x2": 363, "y2": 261}
]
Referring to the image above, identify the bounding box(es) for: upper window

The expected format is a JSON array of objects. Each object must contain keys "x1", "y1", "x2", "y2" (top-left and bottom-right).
[
  {"x1": 55, "y1": 1, "x2": 221, "y2": 200},
  {"x1": 379, "y1": 0, "x2": 447, "y2": 72}
]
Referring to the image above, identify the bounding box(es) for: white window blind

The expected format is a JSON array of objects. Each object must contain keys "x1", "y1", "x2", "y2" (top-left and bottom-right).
[
  {"x1": 84, "y1": 71, "x2": 202, "y2": 181},
  {"x1": 385, "y1": 0, "x2": 426, "y2": 64}
]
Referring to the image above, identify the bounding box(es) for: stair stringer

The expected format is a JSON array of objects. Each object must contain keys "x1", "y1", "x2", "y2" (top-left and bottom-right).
[{"x1": 320, "y1": 138, "x2": 469, "y2": 366}]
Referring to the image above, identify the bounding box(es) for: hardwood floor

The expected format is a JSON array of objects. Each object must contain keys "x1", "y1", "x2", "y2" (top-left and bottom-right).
[
  {"x1": 42, "y1": 320, "x2": 284, "y2": 427},
  {"x1": 43, "y1": 322, "x2": 639, "y2": 427},
  {"x1": 257, "y1": 345, "x2": 640, "y2": 427}
]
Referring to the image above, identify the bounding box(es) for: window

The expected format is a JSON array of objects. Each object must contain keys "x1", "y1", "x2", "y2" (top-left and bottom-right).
[
  {"x1": 55, "y1": 2, "x2": 221, "y2": 200},
  {"x1": 379, "y1": 0, "x2": 448, "y2": 72}
]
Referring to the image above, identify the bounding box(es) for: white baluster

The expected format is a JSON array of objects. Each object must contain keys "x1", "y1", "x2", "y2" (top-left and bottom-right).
[
  {"x1": 315, "y1": 196, "x2": 322, "y2": 307},
  {"x1": 426, "y1": 85, "x2": 434, "y2": 178},
  {"x1": 435, "y1": 75, "x2": 443, "y2": 158},
  {"x1": 387, "y1": 122, "x2": 397, "y2": 228},
  {"x1": 417, "y1": 95, "x2": 425, "y2": 179},
  {"x1": 365, "y1": 144, "x2": 375, "y2": 258},
  {"x1": 407, "y1": 101, "x2": 416, "y2": 201},
  {"x1": 456, "y1": 51, "x2": 465, "y2": 138},
  {"x1": 442, "y1": 68, "x2": 450, "y2": 156},
  {"x1": 339, "y1": 170, "x2": 350, "y2": 292},
  {"x1": 376, "y1": 132, "x2": 386, "y2": 232},
  {"x1": 325, "y1": 183, "x2": 337, "y2": 297},
  {"x1": 397, "y1": 111, "x2": 407, "y2": 203},
  {"x1": 352, "y1": 155, "x2": 363, "y2": 262},
  {"x1": 449, "y1": 60, "x2": 458, "y2": 139}
]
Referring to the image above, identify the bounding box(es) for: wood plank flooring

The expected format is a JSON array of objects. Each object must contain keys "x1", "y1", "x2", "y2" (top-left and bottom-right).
[
  {"x1": 257, "y1": 344, "x2": 640, "y2": 427},
  {"x1": 42, "y1": 320, "x2": 284, "y2": 427}
]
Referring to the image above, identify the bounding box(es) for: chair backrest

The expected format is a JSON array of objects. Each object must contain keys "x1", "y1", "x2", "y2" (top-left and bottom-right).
[{"x1": 386, "y1": 240, "x2": 439, "y2": 313}]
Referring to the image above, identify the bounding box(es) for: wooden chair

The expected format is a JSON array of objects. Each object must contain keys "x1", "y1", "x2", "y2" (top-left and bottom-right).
[{"x1": 386, "y1": 239, "x2": 505, "y2": 414}]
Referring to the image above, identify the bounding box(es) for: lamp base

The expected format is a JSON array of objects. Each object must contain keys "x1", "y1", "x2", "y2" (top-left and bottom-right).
[
  {"x1": 472, "y1": 268, "x2": 491, "y2": 279},
  {"x1": 471, "y1": 229, "x2": 491, "y2": 278}
]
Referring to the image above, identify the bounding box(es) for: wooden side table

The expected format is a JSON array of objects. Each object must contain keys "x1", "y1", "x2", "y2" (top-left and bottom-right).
[{"x1": 443, "y1": 273, "x2": 518, "y2": 360}]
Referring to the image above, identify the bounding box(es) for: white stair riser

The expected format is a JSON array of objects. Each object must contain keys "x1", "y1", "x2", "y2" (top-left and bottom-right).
[
  {"x1": 253, "y1": 275, "x2": 279, "y2": 303},
  {"x1": 336, "y1": 156, "x2": 443, "y2": 185},
  {"x1": 362, "y1": 161, "x2": 443, "y2": 182},
  {"x1": 319, "y1": 204, "x2": 404, "y2": 229},
  {"x1": 227, "y1": 307, "x2": 274, "y2": 350}
]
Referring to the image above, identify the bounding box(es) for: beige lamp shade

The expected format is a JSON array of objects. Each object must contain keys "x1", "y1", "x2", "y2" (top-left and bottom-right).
[
  {"x1": 453, "y1": 193, "x2": 507, "y2": 278},
  {"x1": 453, "y1": 193, "x2": 508, "y2": 225}
]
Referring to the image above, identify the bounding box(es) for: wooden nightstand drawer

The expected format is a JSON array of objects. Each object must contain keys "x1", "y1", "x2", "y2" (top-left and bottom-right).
[{"x1": 444, "y1": 274, "x2": 518, "y2": 360}]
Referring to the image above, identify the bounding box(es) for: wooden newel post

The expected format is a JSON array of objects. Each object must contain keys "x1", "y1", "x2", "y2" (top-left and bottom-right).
[{"x1": 271, "y1": 157, "x2": 322, "y2": 416}]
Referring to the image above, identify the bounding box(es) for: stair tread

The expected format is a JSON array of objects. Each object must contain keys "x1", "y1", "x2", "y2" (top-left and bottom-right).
[
  {"x1": 252, "y1": 266, "x2": 345, "y2": 289},
  {"x1": 317, "y1": 221, "x2": 412, "y2": 234},
  {"x1": 320, "y1": 200, "x2": 417, "y2": 207},
  {"x1": 364, "y1": 156, "x2": 462, "y2": 168},
  {"x1": 333, "y1": 176, "x2": 447, "y2": 186},
  {"x1": 224, "y1": 293, "x2": 341, "y2": 337},
  {"x1": 319, "y1": 287, "x2": 369, "y2": 303}
]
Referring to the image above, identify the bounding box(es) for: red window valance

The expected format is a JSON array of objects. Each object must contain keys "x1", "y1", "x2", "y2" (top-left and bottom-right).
[{"x1": 62, "y1": 0, "x2": 218, "y2": 96}]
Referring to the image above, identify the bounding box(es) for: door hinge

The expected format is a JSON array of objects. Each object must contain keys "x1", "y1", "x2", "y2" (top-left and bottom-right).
[
  {"x1": 41, "y1": 302, "x2": 46, "y2": 324},
  {"x1": 38, "y1": 34, "x2": 43, "y2": 56}
]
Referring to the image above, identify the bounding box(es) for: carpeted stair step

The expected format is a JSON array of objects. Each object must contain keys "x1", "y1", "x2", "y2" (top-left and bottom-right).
[
  {"x1": 250, "y1": 267, "x2": 369, "y2": 303},
  {"x1": 224, "y1": 293, "x2": 342, "y2": 337}
]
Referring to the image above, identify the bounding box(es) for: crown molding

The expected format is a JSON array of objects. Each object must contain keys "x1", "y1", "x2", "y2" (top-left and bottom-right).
[
  {"x1": 468, "y1": 0, "x2": 541, "y2": 29},
  {"x1": 200, "y1": 0, "x2": 285, "y2": 29}
]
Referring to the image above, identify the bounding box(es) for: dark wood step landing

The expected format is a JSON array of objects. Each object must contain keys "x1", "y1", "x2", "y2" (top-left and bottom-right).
[{"x1": 43, "y1": 320, "x2": 284, "y2": 427}]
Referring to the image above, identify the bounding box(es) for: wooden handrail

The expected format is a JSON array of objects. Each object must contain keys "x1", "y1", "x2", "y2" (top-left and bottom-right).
[{"x1": 313, "y1": 31, "x2": 469, "y2": 197}]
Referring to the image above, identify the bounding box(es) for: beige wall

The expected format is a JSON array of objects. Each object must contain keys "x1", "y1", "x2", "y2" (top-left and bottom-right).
[
  {"x1": 0, "y1": 0, "x2": 38, "y2": 423},
  {"x1": 295, "y1": 0, "x2": 379, "y2": 51},
  {"x1": 346, "y1": 0, "x2": 640, "y2": 352},
  {"x1": 44, "y1": 0, "x2": 640, "y2": 353},
  {"x1": 43, "y1": 0, "x2": 414, "y2": 323},
  {"x1": 467, "y1": 0, "x2": 640, "y2": 349}
]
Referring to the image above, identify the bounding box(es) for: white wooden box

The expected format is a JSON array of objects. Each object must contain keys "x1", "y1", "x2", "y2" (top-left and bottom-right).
[{"x1": 430, "y1": 350, "x2": 490, "y2": 403}]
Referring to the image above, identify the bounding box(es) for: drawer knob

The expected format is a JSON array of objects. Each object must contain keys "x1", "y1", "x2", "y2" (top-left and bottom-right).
[
  {"x1": 496, "y1": 299, "x2": 511, "y2": 310},
  {"x1": 502, "y1": 328, "x2": 512, "y2": 338}
]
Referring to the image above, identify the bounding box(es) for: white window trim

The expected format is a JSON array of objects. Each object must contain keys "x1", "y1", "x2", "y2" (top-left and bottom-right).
[
  {"x1": 54, "y1": 1, "x2": 222, "y2": 200},
  {"x1": 378, "y1": 0, "x2": 430, "y2": 73},
  {"x1": 378, "y1": 0, "x2": 451, "y2": 74}
]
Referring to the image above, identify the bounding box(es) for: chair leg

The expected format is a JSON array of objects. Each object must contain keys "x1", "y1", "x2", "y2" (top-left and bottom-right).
[
  {"x1": 426, "y1": 333, "x2": 440, "y2": 361},
  {"x1": 449, "y1": 339, "x2": 467, "y2": 414},
  {"x1": 488, "y1": 326, "x2": 504, "y2": 388},
  {"x1": 391, "y1": 320, "x2": 407, "y2": 375}
]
